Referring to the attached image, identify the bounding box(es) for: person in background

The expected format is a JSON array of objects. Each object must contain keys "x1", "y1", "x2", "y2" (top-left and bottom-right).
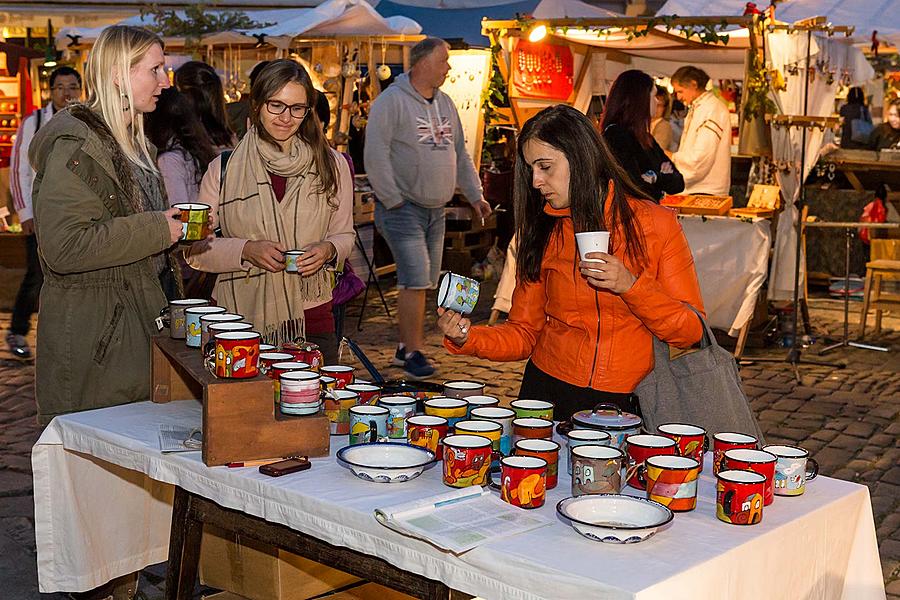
[
  {"x1": 6, "y1": 66, "x2": 82, "y2": 360},
  {"x1": 145, "y1": 87, "x2": 217, "y2": 205},
  {"x1": 436, "y1": 105, "x2": 704, "y2": 420},
  {"x1": 175, "y1": 60, "x2": 236, "y2": 150},
  {"x1": 226, "y1": 60, "x2": 270, "y2": 139},
  {"x1": 364, "y1": 37, "x2": 491, "y2": 379},
  {"x1": 600, "y1": 70, "x2": 684, "y2": 202},
  {"x1": 651, "y1": 84, "x2": 676, "y2": 152},
  {"x1": 839, "y1": 87, "x2": 871, "y2": 150},
  {"x1": 868, "y1": 98, "x2": 900, "y2": 150},
  {"x1": 671, "y1": 66, "x2": 732, "y2": 195},
  {"x1": 186, "y1": 60, "x2": 354, "y2": 363}
]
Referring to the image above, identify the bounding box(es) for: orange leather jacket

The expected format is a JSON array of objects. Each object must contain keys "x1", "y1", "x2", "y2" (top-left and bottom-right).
[{"x1": 445, "y1": 194, "x2": 705, "y2": 393}]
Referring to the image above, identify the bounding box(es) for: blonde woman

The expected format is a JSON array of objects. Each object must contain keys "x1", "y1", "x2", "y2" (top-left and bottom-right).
[
  {"x1": 187, "y1": 60, "x2": 354, "y2": 362},
  {"x1": 30, "y1": 25, "x2": 182, "y2": 426}
]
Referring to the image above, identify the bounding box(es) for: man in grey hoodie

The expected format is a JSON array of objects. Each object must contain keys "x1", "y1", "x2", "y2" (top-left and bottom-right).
[{"x1": 365, "y1": 37, "x2": 490, "y2": 379}]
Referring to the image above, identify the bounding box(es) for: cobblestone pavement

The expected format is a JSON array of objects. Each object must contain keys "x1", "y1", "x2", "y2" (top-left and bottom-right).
[{"x1": 1, "y1": 289, "x2": 898, "y2": 599}]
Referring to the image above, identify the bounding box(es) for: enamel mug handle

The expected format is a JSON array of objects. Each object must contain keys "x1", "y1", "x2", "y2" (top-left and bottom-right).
[
  {"x1": 806, "y1": 458, "x2": 819, "y2": 481},
  {"x1": 489, "y1": 464, "x2": 502, "y2": 490}
]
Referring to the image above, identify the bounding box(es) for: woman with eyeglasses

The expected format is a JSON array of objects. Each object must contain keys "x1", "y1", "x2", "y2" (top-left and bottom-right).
[{"x1": 187, "y1": 59, "x2": 354, "y2": 361}]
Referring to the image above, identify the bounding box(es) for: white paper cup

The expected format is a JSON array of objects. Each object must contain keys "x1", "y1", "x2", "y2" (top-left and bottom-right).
[{"x1": 575, "y1": 231, "x2": 610, "y2": 263}]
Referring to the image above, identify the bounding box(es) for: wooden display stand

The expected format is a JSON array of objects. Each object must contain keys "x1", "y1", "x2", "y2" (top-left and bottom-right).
[{"x1": 151, "y1": 336, "x2": 329, "y2": 466}]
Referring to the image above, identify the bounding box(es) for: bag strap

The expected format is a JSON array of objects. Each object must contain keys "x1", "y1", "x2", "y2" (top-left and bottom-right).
[
  {"x1": 683, "y1": 304, "x2": 718, "y2": 350},
  {"x1": 220, "y1": 149, "x2": 232, "y2": 183},
  {"x1": 213, "y1": 150, "x2": 233, "y2": 238}
]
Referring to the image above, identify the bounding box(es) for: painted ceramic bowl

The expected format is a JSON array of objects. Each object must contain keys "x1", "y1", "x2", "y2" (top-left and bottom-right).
[
  {"x1": 556, "y1": 494, "x2": 673, "y2": 544},
  {"x1": 337, "y1": 443, "x2": 435, "y2": 483}
]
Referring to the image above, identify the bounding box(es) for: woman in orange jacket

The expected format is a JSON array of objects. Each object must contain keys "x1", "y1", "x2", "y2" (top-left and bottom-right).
[{"x1": 438, "y1": 105, "x2": 705, "y2": 420}]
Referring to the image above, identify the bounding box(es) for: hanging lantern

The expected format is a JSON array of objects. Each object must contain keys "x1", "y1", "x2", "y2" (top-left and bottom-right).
[{"x1": 376, "y1": 64, "x2": 392, "y2": 81}]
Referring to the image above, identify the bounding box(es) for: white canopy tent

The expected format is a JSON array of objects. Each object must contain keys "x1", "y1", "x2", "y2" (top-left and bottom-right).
[
  {"x1": 56, "y1": 0, "x2": 421, "y2": 51},
  {"x1": 658, "y1": 0, "x2": 900, "y2": 46}
]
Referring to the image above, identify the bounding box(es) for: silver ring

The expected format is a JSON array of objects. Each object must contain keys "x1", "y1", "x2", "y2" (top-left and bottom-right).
[{"x1": 458, "y1": 324, "x2": 468, "y2": 333}]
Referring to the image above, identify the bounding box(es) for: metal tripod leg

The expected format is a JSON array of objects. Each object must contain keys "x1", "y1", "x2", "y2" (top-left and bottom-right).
[
  {"x1": 354, "y1": 228, "x2": 391, "y2": 331},
  {"x1": 819, "y1": 227, "x2": 889, "y2": 354}
]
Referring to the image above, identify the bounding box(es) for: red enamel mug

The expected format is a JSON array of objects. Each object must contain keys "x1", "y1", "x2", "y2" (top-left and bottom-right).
[
  {"x1": 716, "y1": 469, "x2": 766, "y2": 525},
  {"x1": 624, "y1": 434, "x2": 677, "y2": 490},
  {"x1": 346, "y1": 383, "x2": 382, "y2": 405},
  {"x1": 722, "y1": 448, "x2": 777, "y2": 506},
  {"x1": 514, "y1": 438, "x2": 560, "y2": 490},
  {"x1": 657, "y1": 422, "x2": 709, "y2": 472},
  {"x1": 442, "y1": 434, "x2": 495, "y2": 488},
  {"x1": 258, "y1": 352, "x2": 293, "y2": 377},
  {"x1": 320, "y1": 365, "x2": 355, "y2": 389},
  {"x1": 407, "y1": 415, "x2": 449, "y2": 459},
  {"x1": 490, "y1": 455, "x2": 547, "y2": 509},
  {"x1": 713, "y1": 432, "x2": 758, "y2": 475},
  {"x1": 213, "y1": 331, "x2": 260, "y2": 378}
]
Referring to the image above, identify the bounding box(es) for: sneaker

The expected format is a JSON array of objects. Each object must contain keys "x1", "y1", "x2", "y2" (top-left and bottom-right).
[
  {"x1": 403, "y1": 350, "x2": 435, "y2": 380},
  {"x1": 6, "y1": 333, "x2": 31, "y2": 360},
  {"x1": 391, "y1": 345, "x2": 406, "y2": 367}
]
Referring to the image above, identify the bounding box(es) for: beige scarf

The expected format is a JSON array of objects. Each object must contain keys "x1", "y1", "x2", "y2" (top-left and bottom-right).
[{"x1": 215, "y1": 127, "x2": 334, "y2": 345}]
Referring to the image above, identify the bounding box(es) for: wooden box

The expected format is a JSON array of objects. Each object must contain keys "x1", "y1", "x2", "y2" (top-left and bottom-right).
[
  {"x1": 729, "y1": 184, "x2": 781, "y2": 219},
  {"x1": 661, "y1": 194, "x2": 733, "y2": 216},
  {"x1": 151, "y1": 336, "x2": 329, "y2": 466}
]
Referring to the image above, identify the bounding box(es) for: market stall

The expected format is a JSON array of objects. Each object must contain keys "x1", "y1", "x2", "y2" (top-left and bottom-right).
[
  {"x1": 55, "y1": 0, "x2": 424, "y2": 150},
  {"x1": 34, "y1": 399, "x2": 885, "y2": 599},
  {"x1": 480, "y1": 6, "x2": 752, "y2": 129}
]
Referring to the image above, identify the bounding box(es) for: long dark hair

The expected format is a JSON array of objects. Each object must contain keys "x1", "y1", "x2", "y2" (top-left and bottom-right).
[
  {"x1": 600, "y1": 70, "x2": 655, "y2": 149},
  {"x1": 515, "y1": 104, "x2": 648, "y2": 283},
  {"x1": 175, "y1": 61, "x2": 235, "y2": 148},
  {"x1": 145, "y1": 88, "x2": 217, "y2": 184},
  {"x1": 250, "y1": 59, "x2": 338, "y2": 201}
]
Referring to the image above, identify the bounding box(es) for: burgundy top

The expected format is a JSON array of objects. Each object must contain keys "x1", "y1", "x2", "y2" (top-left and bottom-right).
[{"x1": 269, "y1": 172, "x2": 287, "y2": 202}]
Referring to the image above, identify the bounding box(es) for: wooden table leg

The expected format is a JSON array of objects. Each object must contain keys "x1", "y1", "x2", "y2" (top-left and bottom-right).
[{"x1": 165, "y1": 486, "x2": 203, "y2": 600}]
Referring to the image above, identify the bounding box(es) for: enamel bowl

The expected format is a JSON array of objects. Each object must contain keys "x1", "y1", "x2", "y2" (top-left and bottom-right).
[
  {"x1": 337, "y1": 443, "x2": 435, "y2": 483},
  {"x1": 556, "y1": 494, "x2": 673, "y2": 544}
]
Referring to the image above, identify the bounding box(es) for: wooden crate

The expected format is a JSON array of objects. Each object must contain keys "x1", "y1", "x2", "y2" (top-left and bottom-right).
[
  {"x1": 151, "y1": 336, "x2": 329, "y2": 466},
  {"x1": 661, "y1": 194, "x2": 733, "y2": 216}
]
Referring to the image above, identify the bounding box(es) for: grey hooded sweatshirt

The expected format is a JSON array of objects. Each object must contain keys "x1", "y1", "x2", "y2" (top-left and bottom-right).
[{"x1": 364, "y1": 72, "x2": 482, "y2": 210}]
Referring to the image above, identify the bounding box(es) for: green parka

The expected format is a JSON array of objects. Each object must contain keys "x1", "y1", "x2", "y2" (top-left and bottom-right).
[{"x1": 29, "y1": 105, "x2": 173, "y2": 424}]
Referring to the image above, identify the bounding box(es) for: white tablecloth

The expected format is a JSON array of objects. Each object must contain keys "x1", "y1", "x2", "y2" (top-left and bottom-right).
[
  {"x1": 678, "y1": 215, "x2": 772, "y2": 336},
  {"x1": 492, "y1": 216, "x2": 772, "y2": 336},
  {"x1": 33, "y1": 401, "x2": 885, "y2": 599}
]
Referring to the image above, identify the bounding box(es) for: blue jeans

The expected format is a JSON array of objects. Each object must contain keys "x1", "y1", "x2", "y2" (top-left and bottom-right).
[{"x1": 375, "y1": 201, "x2": 445, "y2": 290}]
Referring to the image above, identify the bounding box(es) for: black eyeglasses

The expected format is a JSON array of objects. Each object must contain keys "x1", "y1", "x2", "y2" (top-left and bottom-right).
[{"x1": 265, "y1": 100, "x2": 309, "y2": 119}]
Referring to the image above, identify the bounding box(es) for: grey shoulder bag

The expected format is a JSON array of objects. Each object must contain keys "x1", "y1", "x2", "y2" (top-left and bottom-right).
[{"x1": 635, "y1": 306, "x2": 765, "y2": 445}]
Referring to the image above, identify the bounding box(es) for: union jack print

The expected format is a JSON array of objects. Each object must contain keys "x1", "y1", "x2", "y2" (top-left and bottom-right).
[{"x1": 416, "y1": 116, "x2": 452, "y2": 146}]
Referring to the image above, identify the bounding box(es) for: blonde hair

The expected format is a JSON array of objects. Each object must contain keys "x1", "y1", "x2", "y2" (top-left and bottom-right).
[{"x1": 85, "y1": 25, "x2": 163, "y2": 171}]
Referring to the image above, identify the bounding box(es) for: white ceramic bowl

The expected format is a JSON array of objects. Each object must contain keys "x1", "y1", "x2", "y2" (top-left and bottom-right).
[
  {"x1": 556, "y1": 494, "x2": 673, "y2": 544},
  {"x1": 337, "y1": 443, "x2": 435, "y2": 483}
]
